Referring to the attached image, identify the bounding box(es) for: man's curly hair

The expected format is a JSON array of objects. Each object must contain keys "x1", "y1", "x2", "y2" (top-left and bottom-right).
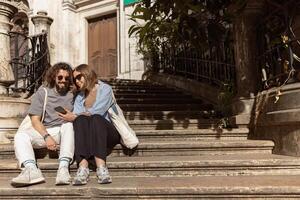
[{"x1": 44, "y1": 62, "x2": 73, "y2": 88}]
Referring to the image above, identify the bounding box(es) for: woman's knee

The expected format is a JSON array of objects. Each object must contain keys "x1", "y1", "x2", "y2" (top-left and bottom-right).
[
  {"x1": 74, "y1": 115, "x2": 90, "y2": 124},
  {"x1": 91, "y1": 114, "x2": 107, "y2": 124}
]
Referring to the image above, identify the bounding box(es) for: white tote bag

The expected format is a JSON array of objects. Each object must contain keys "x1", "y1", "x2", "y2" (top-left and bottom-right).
[
  {"x1": 108, "y1": 102, "x2": 139, "y2": 149},
  {"x1": 16, "y1": 88, "x2": 48, "y2": 133}
]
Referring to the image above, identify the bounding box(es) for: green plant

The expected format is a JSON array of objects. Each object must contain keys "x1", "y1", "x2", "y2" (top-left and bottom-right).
[{"x1": 129, "y1": 0, "x2": 247, "y2": 57}]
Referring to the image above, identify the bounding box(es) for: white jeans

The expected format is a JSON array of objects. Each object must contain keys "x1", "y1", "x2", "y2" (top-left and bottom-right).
[{"x1": 14, "y1": 122, "x2": 74, "y2": 167}]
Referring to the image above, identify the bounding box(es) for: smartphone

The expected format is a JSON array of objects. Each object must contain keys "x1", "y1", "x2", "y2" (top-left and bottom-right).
[{"x1": 54, "y1": 106, "x2": 67, "y2": 114}]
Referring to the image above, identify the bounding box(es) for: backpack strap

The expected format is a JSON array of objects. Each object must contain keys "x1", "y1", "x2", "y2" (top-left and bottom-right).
[{"x1": 41, "y1": 87, "x2": 48, "y2": 122}]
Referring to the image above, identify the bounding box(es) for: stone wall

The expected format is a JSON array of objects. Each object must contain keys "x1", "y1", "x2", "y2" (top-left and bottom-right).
[
  {"x1": 251, "y1": 83, "x2": 300, "y2": 156},
  {"x1": 28, "y1": 0, "x2": 79, "y2": 65}
]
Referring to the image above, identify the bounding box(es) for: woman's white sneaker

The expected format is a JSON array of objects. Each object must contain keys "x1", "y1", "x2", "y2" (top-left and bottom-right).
[
  {"x1": 72, "y1": 166, "x2": 89, "y2": 186},
  {"x1": 96, "y1": 166, "x2": 112, "y2": 184}
]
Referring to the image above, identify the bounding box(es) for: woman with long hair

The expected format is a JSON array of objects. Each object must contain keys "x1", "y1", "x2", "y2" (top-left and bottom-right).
[{"x1": 60, "y1": 64, "x2": 120, "y2": 185}]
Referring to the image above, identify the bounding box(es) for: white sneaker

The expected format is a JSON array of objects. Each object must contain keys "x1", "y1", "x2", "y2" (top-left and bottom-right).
[
  {"x1": 11, "y1": 167, "x2": 45, "y2": 187},
  {"x1": 96, "y1": 166, "x2": 112, "y2": 184},
  {"x1": 72, "y1": 167, "x2": 89, "y2": 186},
  {"x1": 55, "y1": 167, "x2": 71, "y2": 185}
]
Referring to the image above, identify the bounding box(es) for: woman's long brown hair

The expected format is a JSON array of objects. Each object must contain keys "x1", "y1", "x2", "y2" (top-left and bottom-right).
[{"x1": 74, "y1": 64, "x2": 98, "y2": 95}]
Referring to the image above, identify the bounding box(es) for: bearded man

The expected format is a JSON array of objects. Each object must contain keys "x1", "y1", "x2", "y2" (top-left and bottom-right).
[{"x1": 11, "y1": 62, "x2": 75, "y2": 187}]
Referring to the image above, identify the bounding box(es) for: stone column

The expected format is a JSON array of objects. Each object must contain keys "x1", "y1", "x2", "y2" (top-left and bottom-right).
[
  {"x1": 31, "y1": 11, "x2": 53, "y2": 44},
  {"x1": 231, "y1": 0, "x2": 264, "y2": 126},
  {"x1": 119, "y1": 0, "x2": 126, "y2": 77},
  {"x1": 0, "y1": 1, "x2": 18, "y2": 95},
  {"x1": 0, "y1": 1, "x2": 17, "y2": 143},
  {"x1": 62, "y1": 0, "x2": 76, "y2": 64}
]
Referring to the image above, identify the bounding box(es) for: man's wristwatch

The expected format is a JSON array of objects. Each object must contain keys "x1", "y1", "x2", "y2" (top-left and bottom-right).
[{"x1": 43, "y1": 133, "x2": 50, "y2": 140}]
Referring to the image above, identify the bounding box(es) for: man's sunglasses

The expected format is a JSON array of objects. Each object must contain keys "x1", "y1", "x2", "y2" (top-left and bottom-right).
[
  {"x1": 57, "y1": 75, "x2": 70, "y2": 81},
  {"x1": 74, "y1": 74, "x2": 83, "y2": 81}
]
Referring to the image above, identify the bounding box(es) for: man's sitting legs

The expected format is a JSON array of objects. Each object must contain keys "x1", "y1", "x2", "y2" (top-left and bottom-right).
[
  {"x1": 11, "y1": 131, "x2": 45, "y2": 187},
  {"x1": 12, "y1": 125, "x2": 74, "y2": 187}
]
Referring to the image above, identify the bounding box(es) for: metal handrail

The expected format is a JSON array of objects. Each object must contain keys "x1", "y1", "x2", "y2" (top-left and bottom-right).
[
  {"x1": 9, "y1": 32, "x2": 50, "y2": 96},
  {"x1": 153, "y1": 46, "x2": 236, "y2": 88}
]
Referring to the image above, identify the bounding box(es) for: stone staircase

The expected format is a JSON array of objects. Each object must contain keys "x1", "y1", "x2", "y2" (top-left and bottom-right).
[{"x1": 1, "y1": 79, "x2": 300, "y2": 199}]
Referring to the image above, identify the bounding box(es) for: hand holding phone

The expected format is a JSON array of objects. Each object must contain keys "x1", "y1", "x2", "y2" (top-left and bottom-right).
[{"x1": 54, "y1": 106, "x2": 67, "y2": 114}]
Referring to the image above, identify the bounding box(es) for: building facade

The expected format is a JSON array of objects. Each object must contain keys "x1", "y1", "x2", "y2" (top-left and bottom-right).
[{"x1": 27, "y1": 0, "x2": 144, "y2": 79}]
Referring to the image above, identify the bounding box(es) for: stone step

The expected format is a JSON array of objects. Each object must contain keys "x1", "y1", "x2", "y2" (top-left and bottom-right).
[
  {"x1": 104, "y1": 79, "x2": 153, "y2": 84},
  {"x1": 115, "y1": 93, "x2": 193, "y2": 98},
  {"x1": 112, "y1": 87, "x2": 179, "y2": 93},
  {"x1": 127, "y1": 119, "x2": 223, "y2": 130},
  {"x1": 109, "y1": 82, "x2": 160, "y2": 87},
  {"x1": 123, "y1": 110, "x2": 214, "y2": 120},
  {"x1": 2, "y1": 176, "x2": 300, "y2": 199},
  {"x1": 135, "y1": 128, "x2": 248, "y2": 140},
  {"x1": 116, "y1": 97, "x2": 201, "y2": 104},
  {"x1": 121, "y1": 139, "x2": 274, "y2": 156},
  {"x1": 113, "y1": 89, "x2": 183, "y2": 94},
  {"x1": 119, "y1": 103, "x2": 213, "y2": 111},
  {"x1": 0, "y1": 139, "x2": 274, "y2": 159},
  {"x1": 1, "y1": 115, "x2": 220, "y2": 137},
  {"x1": 2, "y1": 154, "x2": 300, "y2": 177},
  {"x1": 111, "y1": 85, "x2": 172, "y2": 90},
  {"x1": 7, "y1": 128, "x2": 246, "y2": 143}
]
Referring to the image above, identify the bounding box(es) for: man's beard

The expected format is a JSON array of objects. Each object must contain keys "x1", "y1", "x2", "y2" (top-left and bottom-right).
[{"x1": 56, "y1": 83, "x2": 69, "y2": 95}]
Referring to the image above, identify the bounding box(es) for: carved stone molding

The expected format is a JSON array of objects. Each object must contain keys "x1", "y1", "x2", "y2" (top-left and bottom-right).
[
  {"x1": 31, "y1": 11, "x2": 53, "y2": 48},
  {"x1": 31, "y1": 11, "x2": 53, "y2": 33},
  {"x1": 15, "y1": 0, "x2": 29, "y2": 14},
  {"x1": 62, "y1": 0, "x2": 76, "y2": 11},
  {"x1": 74, "y1": 0, "x2": 106, "y2": 8},
  {"x1": 0, "y1": 1, "x2": 18, "y2": 19}
]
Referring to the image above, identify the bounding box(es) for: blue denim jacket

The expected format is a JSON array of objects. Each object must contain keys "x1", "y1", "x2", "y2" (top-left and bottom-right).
[{"x1": 73, "y1": 80, "x2": 114, "y2": 121}]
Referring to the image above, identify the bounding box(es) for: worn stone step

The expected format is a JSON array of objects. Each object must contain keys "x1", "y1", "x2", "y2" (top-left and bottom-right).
[
  {"x1": 112, "y1": 87, "x2": 179, "y2": 93},
  {"x1": 115, "y1": 93, "x2": 193, "y2": 99},
  {"x1": 116, "y1": 97, "x2": 201, "y2": 104},
  {"x1": 123, "y1": 110, "x2": 214, "y2": 120},
  {"x1": 119, "y1": 103, "x2": 213, "y2": 111},
  {"x1": 6, "y1": 128, "x2": 246, "y2": 143},
  {"x1": 135, "y1": 128, "x2": 248, "y2": 140},
  {"x1": 2, "y1": 154, "x2": 300, "y2": 178},
  {"x1": 2, "y1": 175, "x2": 300, "y2": 199},
  {"x1": 113, "y1": 89, "x2": 183, "y2": 94},
  {"x1": 105, "y1": 79, "x2": 162, "y2": 85},
  {"x1": 128, "y1": 119, "x2": 222, "y2": 130},
  {"x1": 111, "y1": 85, "x2": 172, "y2": 90},
  {"x1": 104, "y1": 79, "x2": 154, "y2": 84},
  {"x1": 0, "y1": 139, "x2": 274, "y2": 159},
  {"x1": 120, "y1": 139, "x2": 274, "y2": 156},
  {"x1": 0, "y1": 114, "x2": 220, "y2": 138}
]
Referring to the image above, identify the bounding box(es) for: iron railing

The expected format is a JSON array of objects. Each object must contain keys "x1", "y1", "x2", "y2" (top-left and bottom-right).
[
  {"x1": 256, "y1": 0, "x2": 300, "y2": 90},
  {"x1": 258, "y1": 39, "x2": 300, "y2": 90},
  {"x1": 9, "y1": 32, "x2": 50, "y2": 96},
  {"x1": 153, "y1": 44, "x2": 236, "y2": 87}
]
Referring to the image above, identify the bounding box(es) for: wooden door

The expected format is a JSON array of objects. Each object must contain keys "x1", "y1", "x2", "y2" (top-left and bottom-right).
[{"x1": 88, "y1": 13, "x2": 117, "y2": 79}]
